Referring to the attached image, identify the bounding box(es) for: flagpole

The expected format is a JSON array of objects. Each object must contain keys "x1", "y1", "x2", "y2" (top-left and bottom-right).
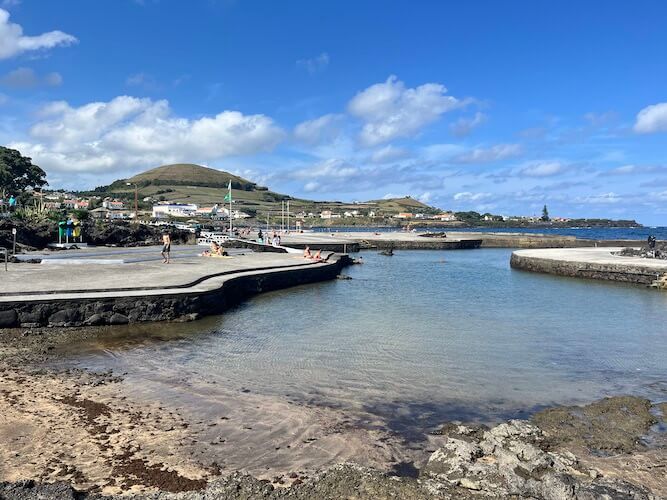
[{"x1": 228, "y1": 180, "x2": 233, "y2": 235}]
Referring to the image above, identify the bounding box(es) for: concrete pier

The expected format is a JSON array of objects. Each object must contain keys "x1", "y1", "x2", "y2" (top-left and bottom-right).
[
  {"x1": 510, "y1": 247, "x2": 667, "y2": 285},
  {"x1": 243, "y1": 232, "x2": 482, "y2": 251},
  {"x1": 255, "y1": 230, "x2": 644, "y2": 251},
  {"x1": 0, "y1": 246, "x2": 351, "y2": 328}
]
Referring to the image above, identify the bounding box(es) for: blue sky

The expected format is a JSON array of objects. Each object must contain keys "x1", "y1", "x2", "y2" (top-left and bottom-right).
[{"x1": 1, "y1": 0, "x2": 666, "y2": 224}]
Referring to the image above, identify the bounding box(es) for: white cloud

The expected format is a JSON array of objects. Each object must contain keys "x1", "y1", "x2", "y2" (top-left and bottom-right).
[
  {"x1": 294, "y1": 159, "x2": 360, "y2": 193},
  {"x1": 451, "y1": 143, "x2": 522, "y2": 164},
  {"x1": 417, "y1": 191, "x2": 432, "y2": 203},
  {"x1": 453, "y1": 191, "x2": 492, "y2": 201},
  {"x1": 0, "y1": 8, "x2": 77, "y2": 60},
  {"x1": 576, "y1": 192, "x2": 622, "y2": 204},
  {"x1": 650, "y1": 190, "x2": 667, "y2": 201},
  {"x1": 421, "y1": 143, "x2": 465, "y2": 161},
  {"x1": 0, "y1": 67, "x2": 62, "y2": 87},
  {"x1": 296, "y1": 52, "x2": 329, "y2": 74},
  {"x1": 450, "y1": 111, "x2": 486, "y2": 137},
  {"x1": 634, "y1": 102, "x2": 667, "y2": 134},
  {"x1": 293, "y1": 113, "x2": 343, "y2": 144},
  {"x1": 369, "y1": 144, "x2": 409, "y2": 164},
  {"x1": 348, "y1": 75, "x2": 465, "y2": 147},
  {"x1": 11, "y1": 95, "x2": 285, "y2": 173},
  {"x1": 291, "y1": 158, "x2": 359, "y2": 181},
  {"x1": 606, "y1": 164, "x2": 662, "y2": 176},
  {"x1": 126, "y1": 72, "x2": 154, "y2": 87},
  {"x1": 583, "y1": 111, "x2": 617, "y2": 127},
  {"x1": 516, "y1": 160, "x2": 567, "y2": 177}
]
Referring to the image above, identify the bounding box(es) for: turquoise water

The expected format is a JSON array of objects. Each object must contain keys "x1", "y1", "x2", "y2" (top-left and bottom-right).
[{"x1": 56, "y1": 249, "x2": 667, "y2": 436}]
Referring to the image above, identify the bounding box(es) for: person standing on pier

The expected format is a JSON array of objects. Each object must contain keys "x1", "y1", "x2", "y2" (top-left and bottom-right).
[{"x1": 161, "y1": 231, "x2": 171, "y2": 264}]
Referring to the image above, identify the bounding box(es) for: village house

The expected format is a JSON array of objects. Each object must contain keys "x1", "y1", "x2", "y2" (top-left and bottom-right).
[
  {"x1": 102, "y1": 200, "x2": 125, "y2": 210},
  {"x1": 152, "y1": 203, "x2": 198, "y2": 218},
  {"x1": 393, "y1": 212, "x2": 414, "y2": 219},
  {"x1": 195, "y1": 205, "x2": 219, "y2": 218},
  {"x1": 431, "y1": 212, "x2": 457, "y2": 222},
  {"x1": 89, "y1": 207, "x2": 131, "y2": 220}
]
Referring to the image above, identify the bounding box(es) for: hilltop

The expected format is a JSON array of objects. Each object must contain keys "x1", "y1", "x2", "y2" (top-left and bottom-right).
[
  {"x1": 91, "y1": 164, "x2": 290, "y2": 213},
  {"x1": 122, "y1": 163, "x2": 262, "y2": 191},
  {"x1": 88, "y1": 163, "x2": 443, "y2": 221}
]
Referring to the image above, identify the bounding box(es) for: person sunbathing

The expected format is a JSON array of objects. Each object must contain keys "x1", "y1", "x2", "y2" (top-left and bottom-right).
[
  {"x1": 203, "y1": 241, "x2": 228, "y2": 257},
  {"x1": 303, "y1": 246, "x2": 312, "y2": 258}
]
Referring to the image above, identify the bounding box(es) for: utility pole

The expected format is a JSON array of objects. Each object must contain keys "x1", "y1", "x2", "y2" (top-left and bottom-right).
[{"x1": 286, "y1": 200, "x2": 290, "y2": 232}]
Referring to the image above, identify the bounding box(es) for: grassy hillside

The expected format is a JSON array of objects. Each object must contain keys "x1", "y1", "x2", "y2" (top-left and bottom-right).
[
  {"x1": 89, "y1": 163, "x2": 443, "y2": 219},
  {"x1": 116, "y1": 163, "x2": 263, "y2": 191}
]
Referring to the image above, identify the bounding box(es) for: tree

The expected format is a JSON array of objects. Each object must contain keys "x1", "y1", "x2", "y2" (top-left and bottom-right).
[
  {"x1": 541, "y1": 204, "x2": 550, "y2": 222},
  {"x1": 0, "y1": 146, "x2": 48, "y2": 198}
]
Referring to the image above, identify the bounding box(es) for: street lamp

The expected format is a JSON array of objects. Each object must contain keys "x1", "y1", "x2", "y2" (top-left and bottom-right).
[{"x1": 126, "y1": 182, "x2": 138, "y2": 224}]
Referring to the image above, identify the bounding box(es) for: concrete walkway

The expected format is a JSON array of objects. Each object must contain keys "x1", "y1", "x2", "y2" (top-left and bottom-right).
[
  {"x1": 511, "y1": 247, "x2": 667, "y2": 285},
  {"x1": 1, "y1": 246, "x2": 336, "y2": 303}
]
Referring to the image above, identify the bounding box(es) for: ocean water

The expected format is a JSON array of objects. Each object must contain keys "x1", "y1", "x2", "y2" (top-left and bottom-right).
[
  {"x1": 54, "y1": 249, "x2": 667, "y2": 437},
  {"x1": 314, "y1": 226, "x2": 667, "y2": 241}
]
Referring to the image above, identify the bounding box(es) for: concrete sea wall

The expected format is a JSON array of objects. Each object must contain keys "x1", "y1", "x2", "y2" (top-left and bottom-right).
[
  {"x1": 356, "y1": 239, "x2": 482, "y2": 250},
  {"x1": 510, "y1": 252, "x2": 663, "y2": 285},
  {"x1": 0, "y1": 256, "x2": 351, "y2": 329}
]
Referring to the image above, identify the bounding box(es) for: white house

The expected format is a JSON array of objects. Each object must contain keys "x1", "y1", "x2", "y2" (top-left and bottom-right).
[
  {"x1": 431, "y1": 212, "x2": 457, "y2": 222},
  {"x1": 195, "y1": 204, "x2": 219, "y2": 217},
  {"x1": 103, "y1": 200, "x2": 125, "y2": 210},
  {"x1": 152, "y1": 203, "x2": 198, "y2": 218}
]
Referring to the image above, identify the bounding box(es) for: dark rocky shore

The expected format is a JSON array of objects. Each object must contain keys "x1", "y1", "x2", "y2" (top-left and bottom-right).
[
  {"x1": 0, "y1": 219, "x2": 194, "y2": 251},
  {"x1": 0, "y1": 327, "x2": 665, "y2": 499}
]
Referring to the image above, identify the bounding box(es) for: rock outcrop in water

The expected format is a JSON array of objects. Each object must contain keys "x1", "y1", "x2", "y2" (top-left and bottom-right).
[{"x1": 422, "y1": 418, "x2": 653, "y2": 499}]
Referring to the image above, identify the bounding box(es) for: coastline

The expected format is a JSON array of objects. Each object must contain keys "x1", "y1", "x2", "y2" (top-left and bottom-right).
[
  {"x1": 0, "y1": 250, "x2": 352, "y2": 328},
  {"x1": 1, "y1": 243, "x2": 666, "y2": 498},
  {"x1": 0, "y1": 326, "x2": 665, "y2": 498}
]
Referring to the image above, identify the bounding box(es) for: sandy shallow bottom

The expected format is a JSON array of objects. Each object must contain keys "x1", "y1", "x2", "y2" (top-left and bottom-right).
[
  {"x1": 1, "y1": 326, "x2": 666, "y2": 499},
  {"x1": 0, "y1": 328, "x2": 445, "y2": 496}
]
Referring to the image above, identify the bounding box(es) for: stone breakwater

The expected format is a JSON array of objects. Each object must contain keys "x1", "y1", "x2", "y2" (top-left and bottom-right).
[
  {"x1": 510, "y1": 247, "x2": 667, "y2": 286},
  {"x1": 0, "y1": 254, "x2": 351, "y2": 328}
]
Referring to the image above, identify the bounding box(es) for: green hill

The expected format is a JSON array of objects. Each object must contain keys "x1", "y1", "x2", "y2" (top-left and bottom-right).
[
  {"x1": 88, "y1": 163, "x2": 443, "y2": 220},
  {"x1": 371, "y1": 197, "x2": 440, "y2": 214},
  {"x1": 116, "y1": 163, "x2": 264, "y2": 191},
  {"x1": 91, "y1": 164, "x2": 289, "y2": 214}
]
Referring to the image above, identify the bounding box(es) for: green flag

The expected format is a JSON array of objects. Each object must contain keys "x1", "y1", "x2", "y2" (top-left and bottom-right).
[{"x1": 224, "y1": 180, "x2": 232, "y2": 202}]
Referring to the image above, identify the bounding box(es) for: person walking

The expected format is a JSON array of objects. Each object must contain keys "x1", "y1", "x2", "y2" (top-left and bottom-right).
[{"x1": 161, "y1": 231, "x2": 171, "y2": 263}]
